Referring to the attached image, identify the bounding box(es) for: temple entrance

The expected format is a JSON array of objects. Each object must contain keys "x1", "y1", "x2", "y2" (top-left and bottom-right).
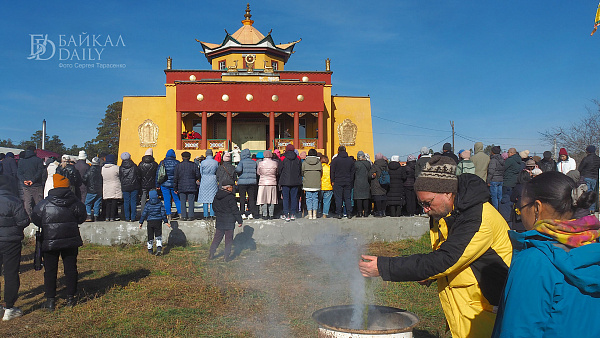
[{"x1": 232, "y1": 121, "x2": 267, "y2": 150}]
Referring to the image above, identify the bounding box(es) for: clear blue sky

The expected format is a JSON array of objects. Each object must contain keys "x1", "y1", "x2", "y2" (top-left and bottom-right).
[{"x1": 1, "y1": 1, "x2": 599, "y2": 158}]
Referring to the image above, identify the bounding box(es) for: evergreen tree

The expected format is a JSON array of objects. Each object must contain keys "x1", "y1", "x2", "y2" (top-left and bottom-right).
[{"x1": 85, "y1": 101, "x2": 122, "y2": 157}]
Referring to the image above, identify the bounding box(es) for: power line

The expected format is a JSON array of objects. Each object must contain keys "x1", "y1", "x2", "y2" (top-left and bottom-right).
[{"x1": 372, "y1": 115, "x2": 450, "y2": 133}]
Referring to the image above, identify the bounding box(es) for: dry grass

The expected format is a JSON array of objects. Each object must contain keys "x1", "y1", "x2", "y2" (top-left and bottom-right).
[{"x1": 0, "y1": 234, "x2": 449, "y2": 337}]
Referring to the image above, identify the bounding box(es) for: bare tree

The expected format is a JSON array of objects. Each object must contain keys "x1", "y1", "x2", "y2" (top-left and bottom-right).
[{"x1": 541, "y1": 100, "x2": 600, "y2": 162}]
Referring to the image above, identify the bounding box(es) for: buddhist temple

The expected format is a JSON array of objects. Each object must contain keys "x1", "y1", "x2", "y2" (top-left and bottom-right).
[{"x1": 119, "y1": 4, "x2": 374, "y2": 161}]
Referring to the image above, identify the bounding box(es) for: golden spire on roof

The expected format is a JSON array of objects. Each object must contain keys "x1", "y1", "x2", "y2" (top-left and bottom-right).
[{"x1": 242, "y1": 3, "x2": 254, "y2": 26}]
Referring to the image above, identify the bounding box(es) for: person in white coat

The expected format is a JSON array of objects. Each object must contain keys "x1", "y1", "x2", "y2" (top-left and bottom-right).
[
  {"x1": 43, "y1": 158, "x2": 59, "y2": 198},
  {"x1": 101, "y1": 154, "x2": 122, "y2": 221},
  {"x1": 556, "y1": 148, "x2": 577, "y2": 174}
]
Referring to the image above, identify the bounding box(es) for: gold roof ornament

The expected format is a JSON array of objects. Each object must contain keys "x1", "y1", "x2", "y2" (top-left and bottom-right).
[{"x1": 197, "y1": 4, "x2": 301, "y2": 65}]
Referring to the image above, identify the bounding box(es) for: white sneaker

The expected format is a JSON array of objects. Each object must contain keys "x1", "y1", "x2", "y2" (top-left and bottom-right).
[
  {"x1": 241, "y1": 214, "x2": 247, "y2": 220},
  {"x1": 285, "y1": 215, "x2": 291, "y2": 222},
  {"x1": 3, "y1": 307, "x2": 23, "y2": 321},
  {"x1": 290, "y1": 214, "x2": 296, "y2": 221},
  {"x1": 248, "y1": 214, "x2": 254, "y2": 220}
]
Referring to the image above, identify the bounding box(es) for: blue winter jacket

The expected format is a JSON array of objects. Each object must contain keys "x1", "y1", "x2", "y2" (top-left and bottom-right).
[
  {"x1": 157, "y1": 149, "x2": 180, "y2": 189},
  {"x1": 492, "y1": 230, "x2": 600, "y2": 337},
  {"x1": 139, "y1": 190, "x2": 168, "y2": 223},
  {"x1": 235, "y1": 149, "x2": 257, "y2": 185}
]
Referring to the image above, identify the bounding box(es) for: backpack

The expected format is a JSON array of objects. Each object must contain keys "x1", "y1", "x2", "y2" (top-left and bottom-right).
[
  {"x1": 379, "y1": 169, "x2": 390, "y2": 186},
  {"x1": 157, "y1": 161, "x2": 167, "y2": 185}
]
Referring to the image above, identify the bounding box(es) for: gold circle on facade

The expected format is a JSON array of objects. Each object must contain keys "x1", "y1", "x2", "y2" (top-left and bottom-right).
[
  {"x1": 189, "y1": 75, "x2": 197, "y2": 81},
  {"x1": 222, "y1": 94, "x2": 229, "y2": 102},
  {"x1": 196, "y1": 94, "x2": 204, "y2": 101},
  {"x1": 246, "y1": 94, "x2": 253, "y2": 101},
  {"x1": 272, "y1": 95, "x2": 279, "y2": 102},
  {"x1": 297, "y1": 95, "x2": 304, "y2": 102}
]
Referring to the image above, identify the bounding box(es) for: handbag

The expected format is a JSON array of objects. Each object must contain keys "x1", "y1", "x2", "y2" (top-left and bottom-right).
[{"x1": 34, "y1": 228, "x2": 44, "y2": 271}]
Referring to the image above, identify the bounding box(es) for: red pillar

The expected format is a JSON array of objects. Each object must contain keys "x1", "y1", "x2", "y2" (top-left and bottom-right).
[
  {"x1": 201, "y1": 111, "x2": 207, "y2": 150},
  {"x1": 317, "y1": 111, "x2": 324, "y2": 149},
  {"x1": 269, "y1": 112, "x2": 275, "y2": 150},
  {"x1": 293, "y1": 112, "x2": 299, "y2": 149},
  {"x1": 176, "y1": 112, "x2": 182, "y2": 150},
  {"x1": 226, "y1": 111, "x2": 232, "y2": 150}
]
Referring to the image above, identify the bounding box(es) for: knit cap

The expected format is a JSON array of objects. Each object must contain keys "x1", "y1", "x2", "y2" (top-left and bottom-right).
[
  {"x1": 91, "y1": 157, "x2": 101, "y2": 165},
  {"x1": 62, "y1": 154, "x2": 70, "y2": 161},
  {"x1": 443, "y1": 143, "x2": 452, "y2": 152},
  {"x1": 420, "y1": 147, "x2": 429, "y2": 155},
  {"x1": 205, "y1": 149, "x2": 213, "y2": 157},
  {"x1": 587, "y1": 145, "x2": 596, "y2": 154},
  {"x1": 391, "y1": 155, "x2": 400, "y2": 162},
  {"x1": 375, "y1": 152, "x2": 384, "y2": 160},
  {"x1": 407, "y1": 154, "x2": 416, "y2": 162},
  {"x1": 263, "y1": 150, "x2": 272, "y2": 158},
  {"x1": 414, "y1": 155, "x2": 458, "y2": 193},
  {"x1": 559, "y1": 148, "x2": 568, "y2": 156},
  {"x1": 53, "y1": 174, "x2": 70, "y2": 188},
  {"x1": 491, "y1": 146, "x2": 501, "y2": 155},
  {"x1": 121, "y1": 152, "x2": 131, "y2": 160},
  {"x1": 78, "y1": 150, "x2": 87, "y2": 160},
  {"x1": 357, "y1": 151, "x2": 365, "y2": 159},
  {"x1": 285, "y1": 144, "x2": 295, "y2": 152}
]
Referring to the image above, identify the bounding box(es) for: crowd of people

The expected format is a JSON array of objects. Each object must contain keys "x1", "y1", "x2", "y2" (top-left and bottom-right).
[
  {"x1": 1, "y1": 141, "x2": 600, "y2": 333},
  {"x1": 359, "y1": 142, "x2": 600, "y2": 337}
]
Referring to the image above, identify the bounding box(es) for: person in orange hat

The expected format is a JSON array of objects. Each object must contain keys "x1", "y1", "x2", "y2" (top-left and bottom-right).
[{"x1": 31, "y1": 174, "x2": 87, "y2": 311}]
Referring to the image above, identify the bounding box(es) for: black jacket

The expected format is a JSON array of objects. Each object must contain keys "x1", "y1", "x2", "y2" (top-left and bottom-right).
[
  {"x1": 119, "y1": 159, "x2": 141, "y2": 192},
  {"x1": 330, "y1": 151, "x2": 355, "y2": 186},
  {"x1": 386, "y1": 161, "x2": 406, "y2": 205},
  {"x1": 2, "y1": 156, "x2": 18, "y2": 179},
  {"x1": 212, "y1": 188, "x2": 243, "y2": 231},
  {"x1": 31, "y1": 187, "x2": 86, "y2": 252},
  {"x1": 579, "y1": 153, "x2": 600, "y2": 180},
  {"x1": 174, "y1": 159, "x2": 200, "y2": 193},
  {"x1": 83, "y1": 165, "x2": 103, "y2": 195},
  {"x1": 216, "y1": 161, "x2": 237, "y2": 188},
  {"x1": 0, "y1": 175, "x2": 30, "y2": 243},
  {"x1": 17, "y1": 149, "x2": 45, "y2": 186},
  {"x1": 56, "y1": 164, "x2": 82, "y2": 188},
  {"x1": 139, "y1": 155, "x2": 158, "y2": 190},
  {"x1": 404, "y1": 161, "x2": 416, "y2": 188},
  {"x1": 278, "y1": 151, "x2": 302, "y2": 186},
  {"x1": 538, "y1": 158, "x2": 556, "y2": 173}
]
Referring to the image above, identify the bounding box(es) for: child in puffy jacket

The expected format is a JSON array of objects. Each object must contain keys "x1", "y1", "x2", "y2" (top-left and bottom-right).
[{"x1": 139, "y1": 190, "x2": 170, "y2": 255}]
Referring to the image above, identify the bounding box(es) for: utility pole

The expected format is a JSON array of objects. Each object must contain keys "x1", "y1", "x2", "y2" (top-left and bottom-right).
[
  {"x1": 42, "y1": 119, "x2": 46, "y2": 150},
  {"x1": 450, "y1": 120, "x2": 455, "y2": 152}
]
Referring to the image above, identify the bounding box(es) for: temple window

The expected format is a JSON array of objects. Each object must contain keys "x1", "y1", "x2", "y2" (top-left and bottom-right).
[
  {"x1": 299, "y1": 118, "x2": 306, "y2": 138},
  {"x1": 219, "y1": 60, "x2": 227, "y2": 70},
  {"x1": 271, "y1": 60, "x2": 278, "y2": 70},
  {"x1": 193, "y1": 119, "x2": 202, "y2": 136}
]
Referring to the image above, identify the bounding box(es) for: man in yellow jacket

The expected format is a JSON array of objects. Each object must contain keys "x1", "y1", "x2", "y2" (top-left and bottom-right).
[{"x1": 359, "y1": 155, "x2": 512, "y2": 338}]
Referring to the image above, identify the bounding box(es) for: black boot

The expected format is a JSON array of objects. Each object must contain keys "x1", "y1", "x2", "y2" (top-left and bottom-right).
[
  {"x1": 43, "y1": 298, "x2": 56, "y2": 311},
  {"x1": 66, "y1": 295, "x2": 76, "y2": 307}
]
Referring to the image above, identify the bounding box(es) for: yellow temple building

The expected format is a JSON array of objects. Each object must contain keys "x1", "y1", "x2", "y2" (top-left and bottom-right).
[{"x1": 119, "y1": 4, "x2": 374, "y2": 161}]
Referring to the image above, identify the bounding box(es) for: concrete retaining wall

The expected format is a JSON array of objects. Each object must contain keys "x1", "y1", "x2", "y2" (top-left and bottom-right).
[{"x1": 24, "y1": 216, "x2": 430, "y2": 246}]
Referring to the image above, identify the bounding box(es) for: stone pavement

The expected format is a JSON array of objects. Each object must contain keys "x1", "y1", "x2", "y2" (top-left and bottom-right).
[{"x1": 24, "y1": 216, "x2": 430, "y2": 246}]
